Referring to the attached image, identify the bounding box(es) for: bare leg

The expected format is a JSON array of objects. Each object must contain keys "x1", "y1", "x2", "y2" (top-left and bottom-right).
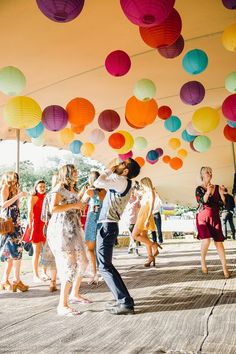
[
  {"x1": 2, "y1": 259, "x2": 13, "y2": 282},
  {"x1": 214, "y1": 241, "x2": 229, "y2": 278},
  {"x1": 86, "y1": 241, "x2": 97, "y2": 276},
  {"x1": 201, "y1": 239, "x2": 211, "y2": 273},
  {"x1": 32, "y1": 242, "x2": 42, "y2": 278},
  {"x1": 13, "y1": 259, "x2": 21, "y2": 282},
  {"x1": 59, "y1": 281, "x2": 72, "y2": 307}
]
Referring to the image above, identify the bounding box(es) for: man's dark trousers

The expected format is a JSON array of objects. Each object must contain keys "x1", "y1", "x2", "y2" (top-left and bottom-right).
[
  {"x1": 223, "y1": 211, "x2": 235, "y2": 239},
  {"x1": 96, "y1": 222, "x2": 134, "y2": 307}
]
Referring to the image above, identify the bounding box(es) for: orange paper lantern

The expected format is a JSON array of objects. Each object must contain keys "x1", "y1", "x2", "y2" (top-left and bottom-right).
[
  {"x1": 71, "y1": 124, "x2": 85, "y2": 134},
  {"x1": 135, "y1": 156, "x2": 145, "y2": 167},
  {"x1": 162, "y1": 155, "x2": 171, "y2": 163},
  {"x1": 66, "y1": 97, "x2": 95, "y2": 126},
  {"x1": 169, "y1": 157, "x2": 183, "y2": 170},
  {"x1": 125, "y1": 96, "x2": 158, "y2": 128}
]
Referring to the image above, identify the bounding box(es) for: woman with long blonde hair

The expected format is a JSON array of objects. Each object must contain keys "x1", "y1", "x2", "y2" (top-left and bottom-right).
[
  {"x1": 132, "y1": 177, "x2": 162, "y2": 267},
  {"x1": 0, "y1": 172, "x2": 28, "y2": 292}
]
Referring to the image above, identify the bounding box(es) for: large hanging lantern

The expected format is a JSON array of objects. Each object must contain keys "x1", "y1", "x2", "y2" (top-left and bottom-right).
[
  {"x1": 158, "y1": 105, "x2": 172, "y2": 120},
  {"x1": 71, "y1": 125, "x2": 85, "y2": 134},
  {"x1": 42, "y1": 105, "x2": 68, "y2": 131},
  {"x1": 222, "y1": 0, "x2": 236, "y2": 9},
  {"x1": 181, "y1": 129, "x2": 196, "y2": 142},
  {"x1": 125, "y1": 96, "x2": 158, "y2": 128},
  {"x1": 26, "y1": 122, "x2": 44, "y2": 138},
  {"x1": 157, "y1": 35, "x2": 184, "y2": 59},
  {"x1": 59, "y1": 128, "x2": 75, "y2": 145},
  {"x1": 0, "y1": 66, "x2": 26, "y2": 96},
  {"x1": 3, "y1": 96, "x2": 42, "y2": 129},
  {"x1": 69, "y1": 140, "x2": 82, "y2": 154},
  {"x1": 139, "y1": 9, "x2": 182, "y2": 48},
  {"x1": 88, "y1": 129, "x2": 105, "y2": 144},
  {"x1": 66, "y1": 97, "x2": 95, "y2": 126},
  {"x1": 125, "y1": 116, "x2": 143, "y2": 129},
  {"x1": 119, "y1": 151, "x2": 133, "y2": 160},
  {"x1": 81, "y1": 142, "x2": 95, "y2": 157},
  {"x1": 222, "y1": 23, "x2": 236, "y2": 52},
  {"x1": 180, "y1": 81, "x2": 205, "y2": 105},
  {"x1": 105, "y1": 50, "x2": 131, "y2": 77},
  {"x1": 120, "y1": 0, "x2": 175, "y2": 27},
  {"x1": 134, "y1": 136, "x2": 148, "y2": 150},
  {"x1": 182, "y1": 49, "x2": 208, "y2": 75},
  {"x1": 169, "y1": 157, "x2": 183, "y2": 170},
  {"x1": 36, "y1": 0, "x2": 85, "y2": 23},
  {"x1": 116, "y1": 130, "x2": 134, "y2": 154},
  {"x1": 108, "y1": 132, "x2": 125, "y2": 149},
  {"x1": 192, "y1": 107, "x2": 220, "y2": 133},
  {"x1": 193, "y1": 135, "x2": 211, "y2": 152},
  {"x1": 164, "y1": 115, "x2": 181, "y2": 132},
  {"x1": 133, "y1": 79, "x2": 156, "y2": 101},
  {"x1": 224, "y1": 124, "x2": 236, "y2": 142},
  {"x1": 222, "y1": 94, "x2": 236, "y2": 121},
  {"x1": 225, "y1": 72, "x2": 236, "y2": 93},
  {"x1": 98, "y1": 110, "x2": 120, "y2": 132}
]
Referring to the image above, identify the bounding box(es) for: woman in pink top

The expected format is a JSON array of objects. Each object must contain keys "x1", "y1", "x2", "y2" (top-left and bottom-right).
[{"x1": 125, "y1": 187, "x2": 141, "y2": 256}]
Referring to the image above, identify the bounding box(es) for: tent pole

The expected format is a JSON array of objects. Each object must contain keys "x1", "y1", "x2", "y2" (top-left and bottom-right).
[{"x1": 16, "y1": 129, "x2": 20, "y2": 175}]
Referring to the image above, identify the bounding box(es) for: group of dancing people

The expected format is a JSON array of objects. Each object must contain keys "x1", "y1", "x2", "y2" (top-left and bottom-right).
[{"x1": 0, "y1": 160, "x2": 233, "y2": 316}]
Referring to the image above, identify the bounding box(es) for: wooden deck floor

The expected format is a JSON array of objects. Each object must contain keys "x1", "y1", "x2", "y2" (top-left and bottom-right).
[{"x1": 0, "y1": 240, "x2": 236, "y2": 354}]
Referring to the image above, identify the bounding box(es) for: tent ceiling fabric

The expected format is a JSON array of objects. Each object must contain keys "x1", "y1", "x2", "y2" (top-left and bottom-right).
[{"x1": 0, "y1": 0, "x2": 235, "y2": 204}]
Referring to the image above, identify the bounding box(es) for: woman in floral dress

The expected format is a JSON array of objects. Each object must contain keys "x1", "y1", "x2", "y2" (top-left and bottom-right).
[{"x1": 47, "y1": 164, "x2": 90, "y2": 316}]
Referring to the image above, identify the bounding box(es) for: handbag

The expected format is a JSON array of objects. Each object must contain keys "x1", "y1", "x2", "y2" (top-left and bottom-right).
[{"x1": 0, "y1": 217, "x2": 15, "y2": 235}]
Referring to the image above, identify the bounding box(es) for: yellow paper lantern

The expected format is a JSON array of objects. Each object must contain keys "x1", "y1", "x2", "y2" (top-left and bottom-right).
[
  {"x1": 177, "y1": 148, "x2": 188, "y2": 159},
  {"x1": 59, "y1": 128, "x2": 75, "y2": 145},
  {"x1": 115, "y1": 130, "x2": 134, "y2": 154},
  {"x1": 168, "y1": 138, "x2": 181, "y2": 150},
  {"x1": 81, "y1": 142, "x2": 95, "y2": 157},
  {"x1": 3, "y1": 96, "x2": 42, "y2": 129},
  {"x1": 192, "y1": 107, "x2": 220, "y2": 133},
  {"x1": 222, "y1": 23, "x2": 236, "y2": 52}
]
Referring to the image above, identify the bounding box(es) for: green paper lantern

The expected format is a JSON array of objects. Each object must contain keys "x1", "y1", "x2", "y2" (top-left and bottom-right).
[
  {"x1": 0, "y1": 66, "x2": 26, "y2": 96},
  {"x1": 225, "y1": 72, "x2": 236, "y2": 93},
  {"x1": 134, "y1": 136, "x2": 148, "y2": 150},
  {"x1": 133, "y1": 79, "x2": 156, "y2": 101},
  {"x1": 193, "y1": 135, "x2": 211, "y2": 152}
]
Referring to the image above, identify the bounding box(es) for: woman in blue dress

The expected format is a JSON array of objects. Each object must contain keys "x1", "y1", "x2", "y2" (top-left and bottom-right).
[{"x1": 83, "y1": 171, "x2": 106, "y2": 285}]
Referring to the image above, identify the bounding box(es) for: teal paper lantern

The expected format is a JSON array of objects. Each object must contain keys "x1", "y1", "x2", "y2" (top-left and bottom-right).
[
  {"x1": 181, "y1": 129, "x2": 196, "y2": 142},
  {"x1": 164, "y1": 115, "x2": 181, "y2": 132},
  {"x1": 225, "y1": 72, "x2": 236, "y2": 93},
  {"x1": 70, "y1": 140, "x2": 82, "y2": 154},
  {"x1": 228, "y1": 120, "x2": 236, "y2": 128},
  {"x1": 0, "y1": 66, "x2": 26, "y2": 96},
  {"x1": 134, "y1": 136, "x2": 148, "y2": 150},
  {"x1": 193, "y1": 135, "x2": 211, "y2": 152},
  {"x1": 26, "y1": 122, "x2": 44, "y2": 138},
  {"x1": 182, "y1": 49, "x2": 208, "y2": 75},
  {"x1": 133, "y1": 79, "x2": 156, "y2": 101}
]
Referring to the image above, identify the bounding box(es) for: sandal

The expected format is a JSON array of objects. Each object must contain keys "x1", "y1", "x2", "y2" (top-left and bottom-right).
[
  {"x1": 49, "y1": 280, "x2": 57, "y2": 292},
  {"x1": 57, "y1": 306, "x2": 81, "y2": 317},
  {"x1": 152, "y1": 242, "x2": 162, "y2": 257},
  {"x1": 69, "y1": 295, "x2": 92, "y2": 304}
]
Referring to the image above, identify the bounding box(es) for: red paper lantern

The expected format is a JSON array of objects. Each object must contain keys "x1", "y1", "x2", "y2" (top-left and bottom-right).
[
  {"x1": 98, "y1": 110, "x2": 120, "y2": 132},
  {"x1": 224, "y1": 124, "x2": 236, "y2": 142},
  {"x1": 139, "y1": 9, "x2": 182, "y2": 48},
  {"x1": 222, "y1": 94, "x2": 236, "y2": 122},
  {"x1": 125, "y1": 96, "x2": 158, "y2": 128},
  {"x1": 158, "y1": 105, "x2": 172, "y2": 120},
  {"x1": 66, "y1": 98, "x2": 95, "y2": 126},
  {"x1": 105, "y1": 50, "x2": 131, "y2": 77},
  {"x1": 108, "y1": 132, "x2": 125, "y2": 149}
]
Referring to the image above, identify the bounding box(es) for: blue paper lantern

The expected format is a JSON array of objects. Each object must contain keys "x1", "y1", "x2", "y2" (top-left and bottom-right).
[
  {"x1": 70, "y1": 140, "x2": 82, "y2": 154},
  {"x1": 181, "y1": 129, "x2": 196, "y2": 142},
  {"x1": 147, "y1": 150, "x2": 159, "y2": 161},
  {"x1": 182, "y1": 49, "x2": 208, "y2": 75},
  {"x1": 164, "y1": 115, "x2": 181, "y2": 132},
  {"x1": 228, "y1": 120, "x2": 236, "y2": 128},
  {"x1": 26, "y1": 122, "x2": 44, "y2": 138}
]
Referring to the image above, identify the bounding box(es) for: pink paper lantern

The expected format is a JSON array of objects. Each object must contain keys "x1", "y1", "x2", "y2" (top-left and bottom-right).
[
  {"x1": 157, "y1": 35, "x2": 184, "y2": 59},
  {"x1": 105, "y1": 50, "x2": 131, "y2": 77},
  {"x1": 119, "y1": 151, "x2": 133, "y2": 160},
  {"x1": 98, "y1": 110, "x2": 121, "y2": 132},
  {"x1": 120, "y1": 0, "x2": 175, "y2": 27},
  {"x1": 222, "y1": 94, "x2": 236, "y2": 122},
  {"x1": 42, "y1": 105, "x2": 68, "y2": 131},
  {"x1": 155, "y1": 148, "x2": 163, "y2": 157}
]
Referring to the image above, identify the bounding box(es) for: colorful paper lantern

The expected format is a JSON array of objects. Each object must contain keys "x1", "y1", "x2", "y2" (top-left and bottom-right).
[
  {"x1": 81, "y1": 142, "x2": 95, "y2": 157},
  {"x1": 157, "y1": 35, "x2": 184, "y2": 59},
  {"x1": 155, "y1": 148, "x2": 163, "y2": 157},
  {"x1": 88, "y1": 129, "x2": 105, "y2": 144},
  {"x1": 146, "y1": 157, "x2": 158, "y2": 165},
  {"x1": 222, "y1": 23, "x2": 236, "y2": 52},
  {"x1": 120, "y1": 0, "x2": 175, "y2": 27},
  {"x1": 182, "y1": 49, "x2": 208, "y2": 75},
  {"x1": 168, "y1": 138, "x2": 181, "y2": 149},
  {"x1": 158, "y1": 105, "x2": 172, "y2": 120},
  {"x1": 0, "y1": 66, "x2": 26, "y2": 96},
  {"x1": 133, "y1": 79, "x2": 156, "y2": 101},
  {"x1": 164, "y1": 115, "x2": 181, "y2": 132},
  {"x1": 32, "y1": 135, "x2": 45, "y2": 146},
  {"x1": 180, "y1": 81, "x2": 205, "y2": 105},
  {"x1": 59, "y1": 128, "x2": 75, "y2": 145},
  {"x1": 36, "y1": 0, "x2": 85, "y2": 23},
  {"x1": 119, "y1": 151, "x2": 133, "y2": 160},
  {"x1": 66, "y1": 97, "x2": 95, "y2": 126},
  {"x1": 169, "y1": 157, "x2": 183, "y2": 170},
  {"x1": 189, "y1": 141, "x2": 199, "y2": 153},
  {"x1": 225, "y1": 72, "x2": 236, "y2": 93},
  {"x1": 162, "y1": 155, "x2": 171, "y2": 163},
  {"x1": 177, "y1": 149, "x2": 188, "y2": 159},
  {"x1": 228, "y1": 120, "x2": 236, "y2": 127},
  {"x1": 71, "y1": 125, "x2": 85, "y2": 134},
  {"x1": 224, "y1": 124, "x2": 236, "y2": 142},
  {"x1": 147, "y1": 149, "x2": 159, "y2": 161},
  {"x1": 105, "y1": 50, "x2": 131, "y2": 77},
  {"x1": 26, "y1": 122, "x2": 44, "y2": 138},
  {"x1": 98, "y1": 110, "x2": 120, "y2": 132},
  {"x1": 3, "y1": 96, "x2": 42, "y2": 129},
  {"x1": 135, "y1": 156, "x2": 145, "y2": 167},
  {"x1": 134, "y1": 136, "x2": 148, "y2": 150},
  {"x1": 139, "y1": 9, "x2": 182, "y2": 48},
  {"x1": 116, "y1": 130, "x2": 134, "y2": 154},
  {"x1": 181, "y1": 129, "x2": 196, "y2": 142},
  {"x1": 108, "y1": 132, "x2": 125, "y2": 149},
  {"x1": 222, "y1": 0, "x2": 236, "y2": 9},
  {"x1": 222, "y1": 94, "x2": 236, "y2": 122},
  {"x1": 42, "y1": 105, "x2": 68, "y2": 131},
  {"x1": 70, "y1": 140, "x2": 82, "y2": 154},
  {"x1": 186, "y1": 122, "x2": 200, "y2": 136},
  {"x1": 192, "y1": 107, "x2": 220, "y2": 133},
  {"x1": 193, "y1": 135, "x2": 211, "y2": 152},
  {"x1": 125, "y1": 96, "x2": 158, "y2": 128}
]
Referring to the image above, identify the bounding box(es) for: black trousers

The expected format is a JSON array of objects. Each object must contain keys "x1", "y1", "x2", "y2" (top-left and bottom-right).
[
  {"x1": 222, "y1": 212, "x2": 235, "y2": 239},
  {"x1": 151, "y1": 212, "x2": 163, "y2": 243}
]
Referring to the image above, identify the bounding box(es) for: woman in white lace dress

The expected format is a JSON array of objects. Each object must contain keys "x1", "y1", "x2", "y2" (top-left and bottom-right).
[{"x1": 47, "y1": 164, "x2": 90, "y2": 316}]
